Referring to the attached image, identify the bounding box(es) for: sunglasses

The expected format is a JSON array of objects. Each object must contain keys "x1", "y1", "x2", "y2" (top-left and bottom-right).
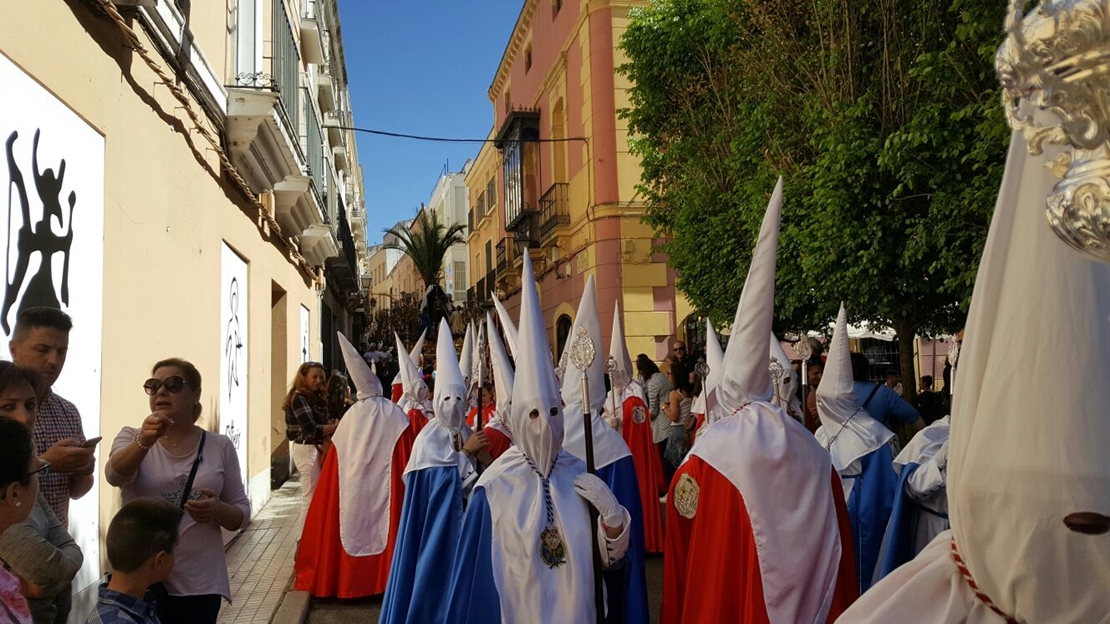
[
  {"x1": 143, "y1": 376, "x2": 195, "y2": 396},
  {"x1": 29, "y1": 460, "x2": 50, "y2": 478}
]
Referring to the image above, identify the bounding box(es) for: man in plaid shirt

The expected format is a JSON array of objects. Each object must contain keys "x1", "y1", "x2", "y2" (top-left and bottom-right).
[{"x1": 9, "y1": 307, "x2": 96, "y2": 525}]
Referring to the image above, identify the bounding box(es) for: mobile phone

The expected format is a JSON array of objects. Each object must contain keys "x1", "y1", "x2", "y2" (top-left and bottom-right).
[{"x1": 81, "y1": 437, "x2": 103, "y2": 448}]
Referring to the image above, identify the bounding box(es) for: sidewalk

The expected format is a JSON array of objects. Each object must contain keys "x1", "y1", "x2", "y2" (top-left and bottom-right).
[{"x1": 217, "y1": 475, "x2": 304, "y2": 624}]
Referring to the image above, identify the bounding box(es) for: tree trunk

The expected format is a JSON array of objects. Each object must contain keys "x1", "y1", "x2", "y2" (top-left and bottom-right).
[{"x1": 891, "y1": 318, "x2": 918, "y2": 408}]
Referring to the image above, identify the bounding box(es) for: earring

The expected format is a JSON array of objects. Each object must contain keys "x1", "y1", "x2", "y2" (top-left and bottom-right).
[{"x1": 15, "y1": 501, "x2": 21, "y2": 507}]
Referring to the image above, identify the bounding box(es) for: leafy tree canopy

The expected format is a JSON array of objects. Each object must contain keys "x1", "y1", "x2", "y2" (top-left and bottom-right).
[
  {"x1": 384, "y1": 206, "x2": 466, "y2": 289},
  {"x1": 619, "y1": 0, "x2": 1010, "y2": 382}
]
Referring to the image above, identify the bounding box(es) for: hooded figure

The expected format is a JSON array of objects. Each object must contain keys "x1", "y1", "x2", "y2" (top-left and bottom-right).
[
  {"x1": 295, "y1": 333, "x2": 416, "y2": 598},
  {"x1": 380, "y1": 320, "x2": 483, "y2": 624},
  {"x1": 838, "y1": 72, "x2": 1110, "y2": 623},
  {"x1": 481, "y1": 311, "x2": 515, "y2": 460},
  {"x1": 815, "y1": 304, "x2": 899, "y2": 593},
  {"x1": 395, "y1": 332, "x2": 432, "y2": 436},
  {"x1": 445, "y1": 251, "x2": 633, "y2": 623},
  {"x1": 770, "y1": 334, "x2": 803, "y2": 422},
  {"x1": 391, "y1": 330, "x2": 426, "y2": 403},
  {"x1": 662, "y1": 178, "x2": 858, "y2": 624},
  {"x1": 873, "y1": 415, "x2": 950, "y2": 584},
  {"x1": 559, "y1": 277, "x2": 650, "y2": 623},
  {"x1": 604, "y1": 300, "x2": 666, "y2": 554}
]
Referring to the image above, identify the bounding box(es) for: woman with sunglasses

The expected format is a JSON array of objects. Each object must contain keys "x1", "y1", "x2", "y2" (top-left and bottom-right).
[
  {"x1": 105, "y1": 358, "x2": 250, "y2": 624},
  {"x1": 0, "y1": 410, "x2": 44, "y2": 623}
]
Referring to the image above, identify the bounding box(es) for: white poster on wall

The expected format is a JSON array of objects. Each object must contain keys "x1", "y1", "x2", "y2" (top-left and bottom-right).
[
  {"x1": 219, "y1": 244, "x2": 248, "y2": 489},
  {"x1": 300, "y1": 304, "x2": 310, "y2": 362},
  {"x1": 0, "y1": 55, "x2": 105, "y2": 594}
]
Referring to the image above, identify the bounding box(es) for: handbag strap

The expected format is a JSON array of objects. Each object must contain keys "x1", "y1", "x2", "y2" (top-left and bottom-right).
[
  {"x1": 862, "y1": 383, "x2": 882, "y2": 410},
  {"x1": 179, "y1": 431, "x2": 207, "y2": 509}
]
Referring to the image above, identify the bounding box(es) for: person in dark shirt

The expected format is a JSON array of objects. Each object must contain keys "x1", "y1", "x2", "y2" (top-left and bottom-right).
[
  {"x1": 86, "y1": 498, "x2": 183, "y2": 624},
  {"x1": 915, "y1": 375, "x2": 942, "y2": 425}
]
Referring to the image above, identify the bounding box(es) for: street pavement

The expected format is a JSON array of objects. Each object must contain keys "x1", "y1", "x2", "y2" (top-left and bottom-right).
[{"x1": 307, "y1": 552, "x2": 666, "y2": 623}]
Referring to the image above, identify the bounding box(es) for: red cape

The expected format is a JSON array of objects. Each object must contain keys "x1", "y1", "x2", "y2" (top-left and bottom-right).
[
  {"x1": 484, "y1": 426, "x2": 511, "y2": 461},
  {"x1": 466, "y1": 403, "x2": 497, "y2": 429},
  {"x1": 294, "y1": 423, "x2": 417, "y2": 598},
  {"x1": 406, "y1": 408, "x2": 428, "y2": 437},
  {"x1": 620, "y1": 395, "x2": 666, "y2": 553},
  {"x1": 391, "y1": 383, "x2": 403, "y2": 404},
  {"x1": 662, "y1": 455, "x2": 857, "y2": 623}
]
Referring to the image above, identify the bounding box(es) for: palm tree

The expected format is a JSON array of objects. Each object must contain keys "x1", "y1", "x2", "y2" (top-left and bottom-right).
[{"x1": 384, "y1": 205, "x2": 467, "y2": 289}]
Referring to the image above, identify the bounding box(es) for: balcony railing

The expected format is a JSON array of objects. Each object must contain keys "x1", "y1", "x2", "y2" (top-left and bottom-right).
[
  {"x1": 305, "y1": 91, "x2": 327, "y2": 219},
  {"x1": 476, "y1": 278, "x2": 486, "y2": 302},
  {"x1": 539, "y1": 183, "x2": 570, "y2": 240},
  {"x1": 496, "y1": 239, "x2": 508, "y2": 274},
  {"x1": 272, "y1": 0, "x2": 300, "y2": 135},
  {"x1": 485, "y1": 270, "x2": 496, "y2": 299}
]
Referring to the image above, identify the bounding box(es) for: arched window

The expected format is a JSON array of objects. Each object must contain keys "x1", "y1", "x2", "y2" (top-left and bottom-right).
[{"x1": 555, "y1": 314, "x2": 573, "y2": 361}]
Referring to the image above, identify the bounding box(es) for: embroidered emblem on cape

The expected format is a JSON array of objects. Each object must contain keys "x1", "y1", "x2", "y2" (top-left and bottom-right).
[
  {"x1": 674, "y1": 473, "x2": 699, "y2": 519},
  {"x1": 540, "y1": 525, "x2": 567, "y2": 568},
  {"x1": 632, "y1": 405, "x2": 646, "y2": 424}
]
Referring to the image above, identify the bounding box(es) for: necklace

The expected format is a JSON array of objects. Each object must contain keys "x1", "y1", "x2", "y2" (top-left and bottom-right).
[
  {"x1": 524, "y1": 455, "x2": 566, "y2": 568},
  {"x1": 824, "y1": 407, "x2": 862, "y2": 451}
]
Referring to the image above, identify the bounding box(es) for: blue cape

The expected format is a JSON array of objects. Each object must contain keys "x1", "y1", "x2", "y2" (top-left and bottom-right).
[
  {"x1": 379, "y1": 465, "x2": 465, "y2": 624},
  {"x1": 845, "y1": 443, "x2": 898, "y2": 595},
  {"x1": 443, "y1": 455, "x2": 650, "y2": 624}
]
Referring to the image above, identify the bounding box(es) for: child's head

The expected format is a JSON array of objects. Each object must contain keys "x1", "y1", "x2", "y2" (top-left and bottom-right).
[{"x1": 106, "y1": 498, "x2": 183, "y2": 583}]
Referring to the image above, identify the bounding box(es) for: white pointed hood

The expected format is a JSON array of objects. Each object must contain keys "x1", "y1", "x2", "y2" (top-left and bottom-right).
[
  {"x1": 492, "y1": 293, "x2": 519, "y2": 358},
  {"x1": 508, "y1": 252, "x2": 564, "y2": 474},
  {"x1": 814, "y1": 304, "x2": 894, "y2": 471},
  {"x1": 395, "y1": 332, "x2": 429, "y2": 408},
  {"x1": 332, "y1": 332, "x2": 410, "y2": 556},
  {"x1": 459, "y1": 322, "x2": 475, "y2": 388},
  {"x1": 947, "y1": 126, "x2": 1110, "y2": 622},
  {"x1": 694, "y1": 318, "x2": 725, "y2": 421},
  {"x1": 560, "y1": 275, "x2": 631, "y2": 467},
  {"x1": 433, "y1": 319, "x2": 468, "y2": 432},
  {"x1": 560, "y1": 275, "x2": 607, "y2": 412},
  {"x1": 717, "y1": 177, "x2": 784, "y2": 415},
  {"x1": 607, "y1": 301, "x2": 634, "y2": 393},
  {"x1": 339, "y1": 331, "x2": 382, "y2": 400},
  {"x1": 486, "y1": 311, "x2": 514, "y2": 410},
  {"x1": 409, "y1": 329, "x2": 427, "y2": 367}
]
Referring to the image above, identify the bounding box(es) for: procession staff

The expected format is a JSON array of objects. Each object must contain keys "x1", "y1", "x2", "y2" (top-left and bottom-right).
[
  {"x1": 560, "y1": 275, "x2": 650, "y2": 624},
  {"x1": 662, "y1": 178, "x2": 857, "y2": 624},
  {"x1": 294, "y1": 334, "x2": 414, "y2": 599},
  {"x1": 444, "y1": 251, "x2": 632, "y2": 623},
  {"x1": 379, "y1": 320, "x2": 488, "y2": 623},
  {"x1": 815, "y1": 304, "x2": 900, "y2": 594}
]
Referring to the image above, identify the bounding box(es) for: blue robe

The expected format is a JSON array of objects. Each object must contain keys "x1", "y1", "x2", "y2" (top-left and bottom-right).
[
  {"x1": 845, "y1": 443, "x2": 898, "y2": 594},
  {"x1": 379, "y1": 466, "x2": 465, "y2": 624},
  {"x1": 444, "y1": 456, "x2": 650, "y2": 624}
]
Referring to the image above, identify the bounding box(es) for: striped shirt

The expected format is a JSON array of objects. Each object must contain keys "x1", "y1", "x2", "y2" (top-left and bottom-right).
[
  {"x1": 645, "y1": 372, "x2": 673, "y2": 443},
  {"x1": 32, "y1": 392, "x2": 85, "y2": 525}
]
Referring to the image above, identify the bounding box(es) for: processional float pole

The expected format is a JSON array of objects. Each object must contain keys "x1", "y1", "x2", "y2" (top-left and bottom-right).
[{"x1": 569, "y1": 326, "x2": 606, "y2": 624}]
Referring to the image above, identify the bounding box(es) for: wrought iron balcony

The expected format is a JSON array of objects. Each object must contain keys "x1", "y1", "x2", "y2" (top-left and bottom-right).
[
  {"x1": 272, "y1": 0, "x2": 300, "y2": 135},
  {"x1": 476, "y1": 278, "x2": 486, "y2": 302},
  {"x1": 496, "y1": 239, "x2": 509, "y2": 274},
  {"x1": 539, "y1": 183, "x2": 569, "y2": 240}
]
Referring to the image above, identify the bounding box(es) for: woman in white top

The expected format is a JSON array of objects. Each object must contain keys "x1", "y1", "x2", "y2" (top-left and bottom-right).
[{"x1": 105, "y1": 358, "x2": 250, "y2": 624}]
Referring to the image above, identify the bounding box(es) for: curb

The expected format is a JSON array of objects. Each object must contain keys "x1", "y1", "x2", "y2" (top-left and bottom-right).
[{"x1": 272, "y1": 589, "x2": 311, "y2": 624}]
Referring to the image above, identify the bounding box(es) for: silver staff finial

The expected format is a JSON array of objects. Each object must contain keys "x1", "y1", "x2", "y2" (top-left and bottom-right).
[{"x1": 569, "y1": 326, "x2": 596, "y2": 372}]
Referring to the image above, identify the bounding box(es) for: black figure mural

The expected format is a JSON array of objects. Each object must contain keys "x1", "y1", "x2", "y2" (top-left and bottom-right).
[
  {"x1": 3, "y1": 130, "x2": 76, "y2": 334},
  {"x1": 224, "y1": 277, "x2": 244, "y2": 450}
]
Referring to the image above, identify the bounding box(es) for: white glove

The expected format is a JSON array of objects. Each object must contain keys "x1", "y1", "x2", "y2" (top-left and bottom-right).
[{"x1": 574, "y1": 473, "x2": 624, "y2": 528}]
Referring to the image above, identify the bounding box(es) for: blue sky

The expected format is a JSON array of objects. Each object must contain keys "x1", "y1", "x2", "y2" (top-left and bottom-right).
[{"x1": 336, "y1": 1, "x2": 522, "y2": 242}]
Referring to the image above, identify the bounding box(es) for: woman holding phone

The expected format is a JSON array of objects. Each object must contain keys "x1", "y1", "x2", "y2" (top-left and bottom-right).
[{"x1": 105, "y1": 358, "x2": 250, "y2": 624}]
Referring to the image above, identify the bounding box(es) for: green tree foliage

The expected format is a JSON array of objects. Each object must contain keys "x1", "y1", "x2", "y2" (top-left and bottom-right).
[
  {"x1": 384, "y1": 207, "x2": 467, "y2": 289},
  {"x1": 620, "y1": 0, "x2": 1010, "y2": 397}
]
